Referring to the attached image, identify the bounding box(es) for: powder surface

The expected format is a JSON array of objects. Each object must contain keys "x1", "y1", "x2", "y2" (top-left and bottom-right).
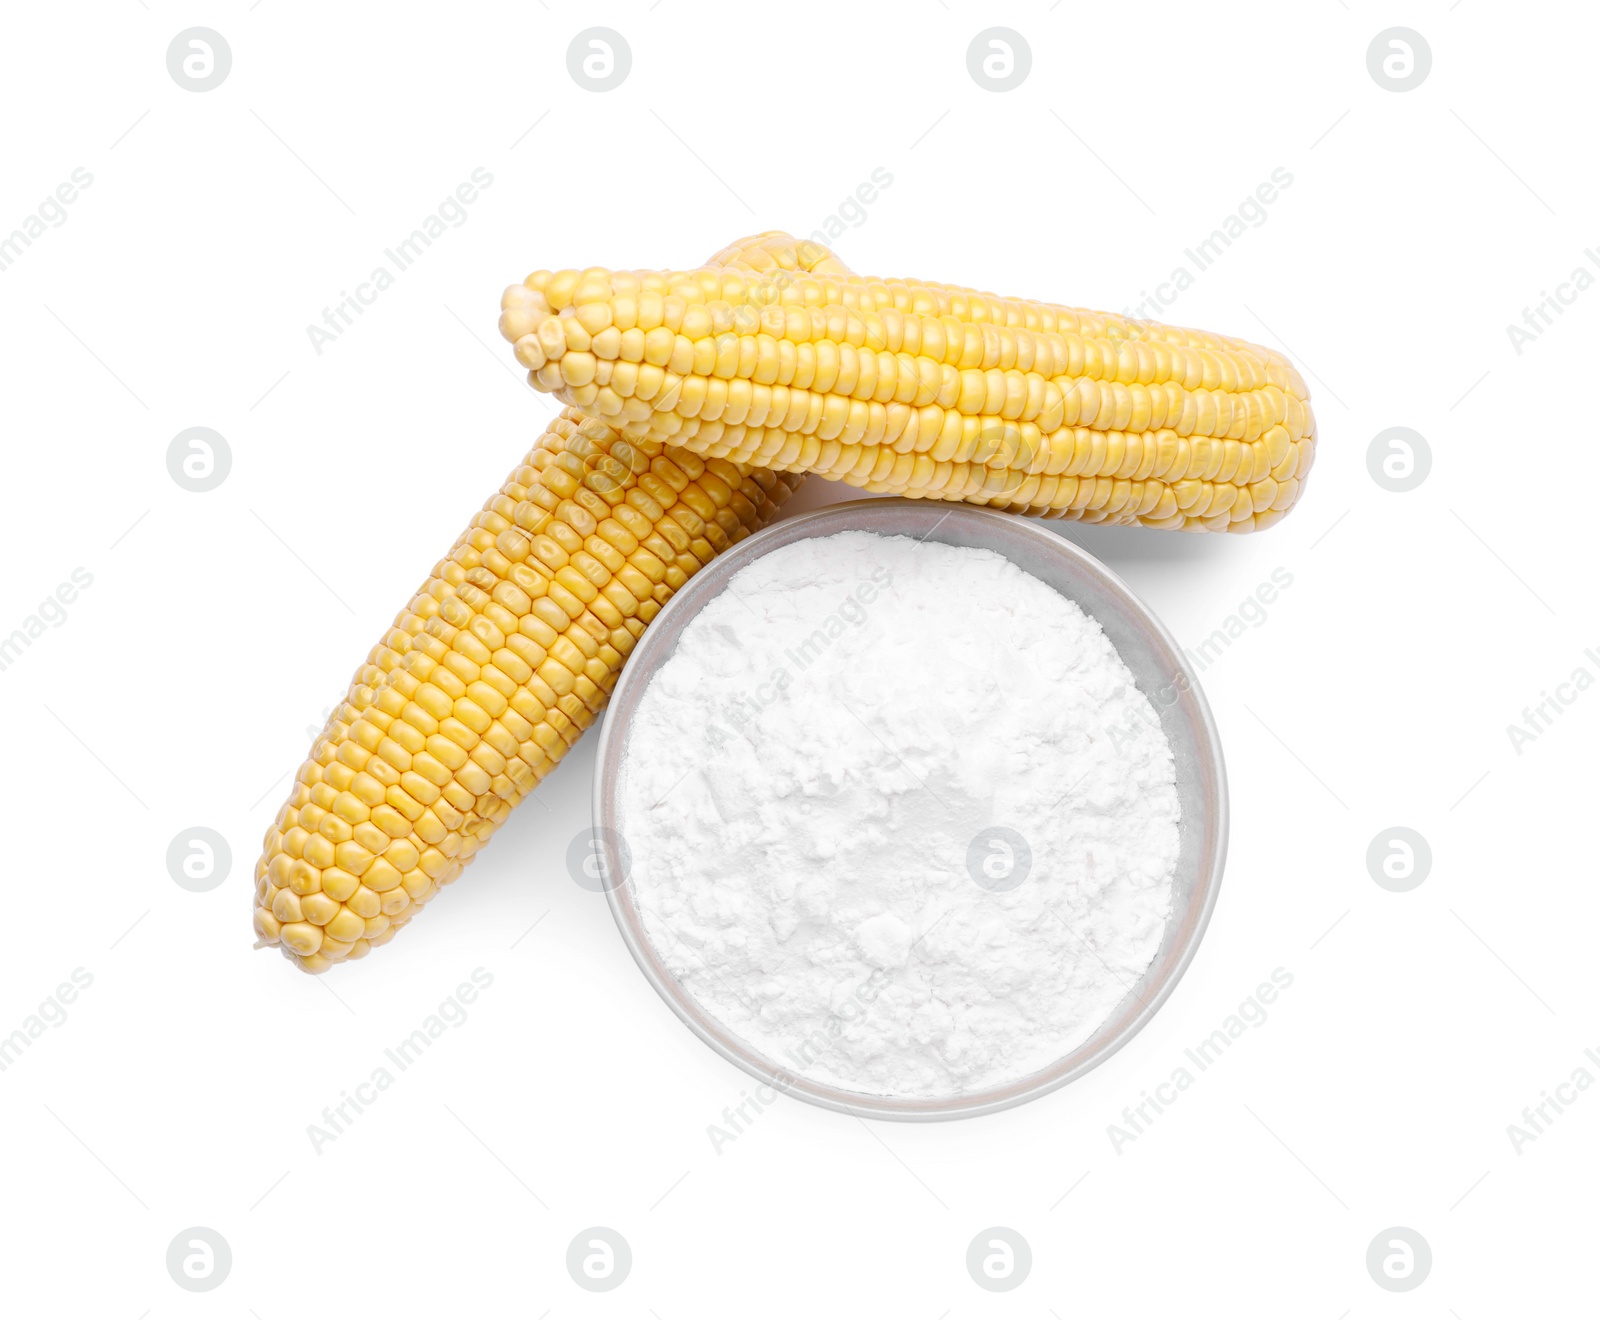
[{"x1": 619, "y1": 530, "x2": 1180, "y2": 1099}]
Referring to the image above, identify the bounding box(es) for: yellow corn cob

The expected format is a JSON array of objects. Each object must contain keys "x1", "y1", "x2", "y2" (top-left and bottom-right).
[
  {"x1": 252, "y1": 236, "x2": 834, "y2": 971},
  {"x1": 250, "y1": 409, "x2": 803, "y2": 970},
  {"x1": 498, "y1": 232, "x2": 1314, "y2": 532}
]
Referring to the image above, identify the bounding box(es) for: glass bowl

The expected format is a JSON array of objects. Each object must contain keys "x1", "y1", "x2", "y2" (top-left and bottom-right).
[{"x1": 591, "y1": 499, "x2": 1228, "y2": 1120}]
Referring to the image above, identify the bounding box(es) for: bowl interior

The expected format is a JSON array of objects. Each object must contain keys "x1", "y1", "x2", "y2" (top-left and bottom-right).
[{"x1": 593, "y1": 499, "x2": 1227, "y2": 1120}]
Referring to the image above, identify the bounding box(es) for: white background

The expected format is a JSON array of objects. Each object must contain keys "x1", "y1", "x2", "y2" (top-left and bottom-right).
[{"x1": 1, "y1": 1, "x2": 1593, "y2": 1314}]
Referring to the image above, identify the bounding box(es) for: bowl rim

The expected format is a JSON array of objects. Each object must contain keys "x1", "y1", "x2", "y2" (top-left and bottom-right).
[{"x1": 592, "y1": 498, "x2": 1228, "y2": 1121}]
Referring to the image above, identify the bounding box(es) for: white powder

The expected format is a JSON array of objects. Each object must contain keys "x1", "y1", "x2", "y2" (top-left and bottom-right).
[{"x1": 619, "y1": 530, "x2": 1180, "y2": 1099}]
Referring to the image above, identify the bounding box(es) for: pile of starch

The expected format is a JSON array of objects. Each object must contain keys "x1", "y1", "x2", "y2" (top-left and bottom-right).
[{"x1": 619, "y1": 530, "x2": 1180, "y2": 1099}]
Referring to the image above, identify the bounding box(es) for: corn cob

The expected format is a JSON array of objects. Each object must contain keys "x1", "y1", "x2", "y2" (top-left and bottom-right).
[
  {"x1": 498, "y1": 232, "x2": 1314, "y2": 532},
  {"x1": 252, "y1": 236, "x2": 834, "y2": 972},
  {"x1": 250, "y1": 409, "x2": 803, "y2": 970}
]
